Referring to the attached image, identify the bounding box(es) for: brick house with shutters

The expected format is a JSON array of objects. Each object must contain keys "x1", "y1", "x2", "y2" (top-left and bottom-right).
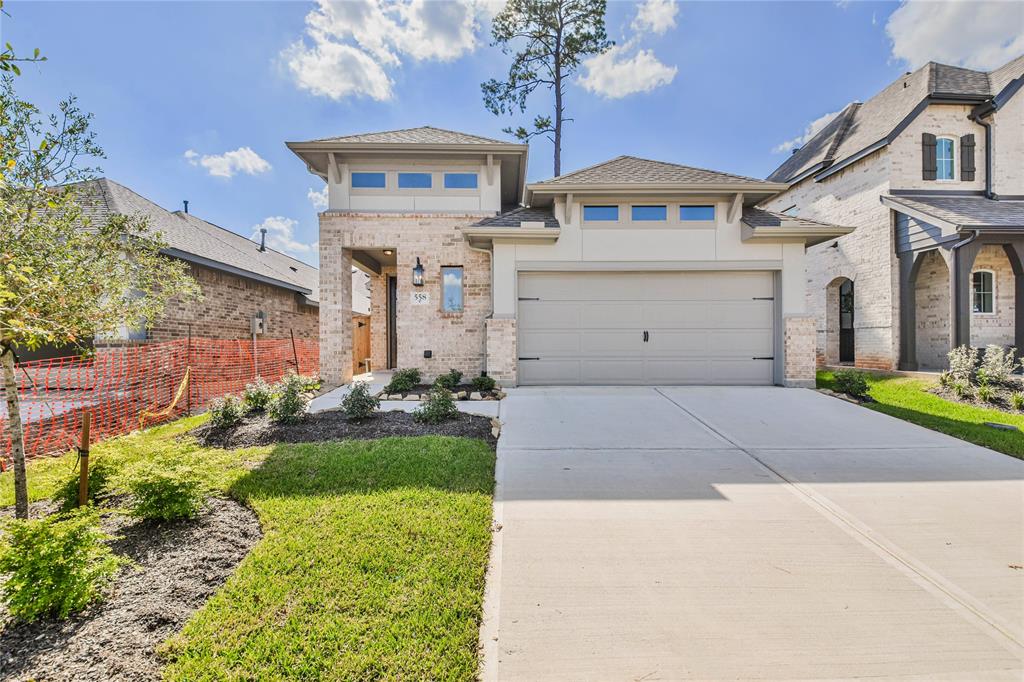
[{"x1": 762, "y1": 56, "x2": 1024, "y2": 371}]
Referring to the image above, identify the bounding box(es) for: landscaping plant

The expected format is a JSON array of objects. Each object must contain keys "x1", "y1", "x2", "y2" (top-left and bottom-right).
[
  {"x1": 53, "y1": 458, "x2": 120, "y2": 512},
  {"x1": 413, "y1": 385, "x2": 459, "y2": 424},
  {"x1": 267, "y1": 373, "x2": 309, "y2": 424},
  {"x1": 340, "y1": 381, "x2": 379, "y2": 421},
  {"x1": 947, "y1": 345, "x2": 979, "y2": 384},
  {"x1": 242, "y1": 377, "x2": 273, "y2": 413},
  {"x1": 471, "y1": 374, "x2": 497, "y2": 393},
  {"x1": 1012, "y1": 392, "x2": 1024, "y2": 411},
  {"x1": 977, "y1": 383, "x2": 996, "y2": 404},
  {"x1": 209, "y1": 395, "x2": 244, "y2": 429},
  {"x1": 384, "y1": 368, "x2": 422, "y2": 394},
  {"x1": 0, "y1": 507, "x2": 122, "y2": 621},
  {"x1": 833, "y1": 369, "x2": 869, "y2": 399},
  {"x1": 126, "y1": 462, "x2": 206, "y2": 522},
  {"x1": 978, "y1": 345, "x2": 1019, "y2": 385},
  {"x1": 435, "y1": 368, "x2": 463, "y2": 391},
  {"x1": 952, "y1": 380, "x2": 972, "y2": 399}
]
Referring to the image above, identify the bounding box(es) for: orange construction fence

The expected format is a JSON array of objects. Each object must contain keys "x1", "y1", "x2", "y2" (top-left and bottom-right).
[{"x1": 0, "y1": 336, "x2": 318, "y2": 463}]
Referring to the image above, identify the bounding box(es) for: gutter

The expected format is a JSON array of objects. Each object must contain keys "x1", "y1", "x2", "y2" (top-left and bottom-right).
[{"x1": 969, "y1": 104, "x2": 996, "y2": 199}]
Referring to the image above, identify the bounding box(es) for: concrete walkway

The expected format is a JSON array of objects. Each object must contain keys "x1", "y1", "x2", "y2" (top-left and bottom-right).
[{"x1": 482, "y1": 386, "x2": 1023, "y2": 681}]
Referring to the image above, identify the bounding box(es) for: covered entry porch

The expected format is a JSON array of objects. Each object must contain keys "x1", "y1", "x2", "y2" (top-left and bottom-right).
[{"x1": 887, "y1": 195, "x2": 1024, "y2": 371}]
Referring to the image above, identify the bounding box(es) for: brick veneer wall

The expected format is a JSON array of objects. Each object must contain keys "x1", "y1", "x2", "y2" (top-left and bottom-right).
[
  {"x1": 969, "y1": 245, "x2": 1016, "y2": 349},
  {"x1": 485, "y1": 316, "x2": 516, "y2": 385},
  {"x1": 783, "y1": 315, "x2": 816, "y2": 387},
  {"x1": 319, "y1": 212, "x2": 492, "y2": 386},
  {"x1": 146, "y1": 262, "x2": 318, "y2": 343},
  {"x1": 914, "y1": 250, "x2": 951, "y2": 369}
]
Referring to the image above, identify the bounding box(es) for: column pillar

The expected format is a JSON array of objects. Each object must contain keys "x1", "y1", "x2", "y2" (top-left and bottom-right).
[
  {"x1": 319, "y1": 233, "x2": 353, "y2": 386},
  {"x1": 898, "y1": 251, "x2": 920, "y2": 370},
  {"x1": 1003, "y1": 240, "x2": 1024, "y2": 353},
  {"x1": 950, "y1": 240, "x2": 981, "y2": 350}
]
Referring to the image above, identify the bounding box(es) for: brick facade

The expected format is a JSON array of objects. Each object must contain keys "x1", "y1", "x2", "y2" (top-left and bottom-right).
[
  {"x1": 485, "y1": 316, "x2": 517, "y2": 385},
  {"x1": 783, "y1": 315, "x2": 816, "y2": 387},
  {"x1": 969, "y1": 245, "x2": 1017, "y2": 349},
  {"x1": 914, "y1": 250, "x2": 951, "y2": 369}
]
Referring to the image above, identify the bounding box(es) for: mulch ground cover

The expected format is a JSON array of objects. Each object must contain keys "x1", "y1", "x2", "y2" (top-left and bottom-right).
[{"x1": 379, "y1": 383, "x2": 502, "y2": 400}]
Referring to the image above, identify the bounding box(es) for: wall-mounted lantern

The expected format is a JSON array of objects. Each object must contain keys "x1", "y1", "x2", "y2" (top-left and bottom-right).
[{"x1": 412, "y1": 257, "x2": 425, "y2": 287}]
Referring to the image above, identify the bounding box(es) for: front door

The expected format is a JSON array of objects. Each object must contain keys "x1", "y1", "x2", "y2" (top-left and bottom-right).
[{"x1": 839, "y1": 279, "x2": 855, "y2": 364}]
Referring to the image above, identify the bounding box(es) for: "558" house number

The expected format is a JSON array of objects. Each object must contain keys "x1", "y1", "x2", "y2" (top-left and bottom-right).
[{"x1": 410, "y1": 291, "x2": 430, "y2": 305}]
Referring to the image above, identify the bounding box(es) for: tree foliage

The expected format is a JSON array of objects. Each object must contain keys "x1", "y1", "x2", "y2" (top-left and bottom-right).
[
  {"x1": 0, "y1": 1, "x2": 47, "y2": 76},
  {"x1": 482, "y1": 0, "x2": 611, "y2": 176}
]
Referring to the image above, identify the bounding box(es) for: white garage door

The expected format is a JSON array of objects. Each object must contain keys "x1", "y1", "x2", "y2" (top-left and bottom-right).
[{"x1": 517, "y1": 271, "x2": 776, "y2": 385}]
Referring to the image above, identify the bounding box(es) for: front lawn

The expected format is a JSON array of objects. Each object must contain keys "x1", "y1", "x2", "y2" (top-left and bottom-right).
[
  {"x1": 817, "y1": 370, "x2": 1024, "y2": 460},
  {"x1": 1, "y1": 418, "x2": 496, "y2": 679}
]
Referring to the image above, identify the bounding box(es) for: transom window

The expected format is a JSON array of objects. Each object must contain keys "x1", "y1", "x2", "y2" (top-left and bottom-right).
[
  {"x1": 936, "y1": 137, "x2": 955, "y2": 180},
  {"x1": 398, "y1": 172, "x2": 432, "y2": 189},
  {"x1": 972, "y1": 270, "x2": 994, "y2": 314},
  {"x1": 351, "y1": 172, "x2": 386, "y2": 189},
  {"x1": 680, "y1": 205, "x2": 716, "y2": 221},
  {"x1": 631, "y1": 205, "x2": 667, "y2": 221},
  {"x1": 444, "y1": 172, "x2": 478, "y2": 189},
  {"x1": 583, "y1": 205, "x2": 619, "y2": 221},
  {"x1": 441, "y1": 266, "x2": 464, "y2": 313}
]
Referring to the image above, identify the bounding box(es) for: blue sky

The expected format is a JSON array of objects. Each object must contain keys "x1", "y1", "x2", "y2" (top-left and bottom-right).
[{"x1": 5, "y1": 1, "x2": 1022, "y2": 265}]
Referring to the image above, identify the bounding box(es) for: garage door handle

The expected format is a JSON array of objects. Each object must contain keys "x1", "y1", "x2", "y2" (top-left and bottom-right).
[{"x1": 643, "y1": 331, "x2": 649, "y2": 342}]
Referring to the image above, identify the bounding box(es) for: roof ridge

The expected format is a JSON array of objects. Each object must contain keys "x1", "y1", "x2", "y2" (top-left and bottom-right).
[
  {"x1": 313, "y1": 125, "x2": 509, "y2": 145},
  {"x1": 823, "y1": 102, "x2": 860, "y2": 164},
  {"x1": 619, "y1": 154, "x2": 766, "y2": 183},
  {"x1": 540, "y1": 155, "x2": 629, "y2": 182},
  {"x1": 181, "y1": 212, "x2": 317, "y2": 271}
]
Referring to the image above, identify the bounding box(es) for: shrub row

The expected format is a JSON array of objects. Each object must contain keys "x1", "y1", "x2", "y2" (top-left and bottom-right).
[{"x1": 209, "y1": 372, "x2": 318, "y2": 427}]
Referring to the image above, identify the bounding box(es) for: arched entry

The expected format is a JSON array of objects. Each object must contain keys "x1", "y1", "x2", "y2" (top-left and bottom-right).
[
  {"x1": 839, "y1": 279, "x2": 855, "y2": 363},
  {"x1": 825, "y1": 276, "x2": 855, "y2": 366}
]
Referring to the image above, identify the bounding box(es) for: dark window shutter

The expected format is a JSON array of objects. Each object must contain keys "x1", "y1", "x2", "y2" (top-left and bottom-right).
[
  {"x1": 960, "y1": 134, "x2": 976, "y2": 181},
  {"x1": 922, "y1": 133, "x2": 937, "y2": 180}
]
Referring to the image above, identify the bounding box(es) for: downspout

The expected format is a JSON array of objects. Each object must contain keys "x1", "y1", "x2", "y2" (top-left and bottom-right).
[
  {"x1": 968, "y1": 104, "x2": 995, "y2": 199},
  {"x1": 949, "y1": 228, "x2": 981, "y2": 348}
]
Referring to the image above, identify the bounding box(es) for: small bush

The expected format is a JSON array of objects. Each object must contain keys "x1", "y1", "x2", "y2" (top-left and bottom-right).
[
  {"x1": 209, "y1": 395, "x2": 244, "y2": 429},
  {"x1": 1011, "y1": 392, "x2": 1024, "y2": 411},
  {"x1": 340, "y1": 382, "x2": 379, "y2": 420},
  {"x1": 952, "y1": 380, "x2": 972, "y2": 399},
  {"x1": 413, "y1": 385, "x2": 458, "y2": 424},
  {"x1": 268, "y1": 374, "x2": 309, "y2": 424},
  {"x1": 833, "y1": 369, "x2": 869, "y2": 399},
  {"x1": 53, "y1": 458, "x2": 120, "y2": 512},
  {"x1": 979, "y1": 345, "x2": 1019, "y2": 385},
  {"x1": 471, "y1": 374, "x2": 496, "y2": 392},
  {"x1": 938, "y1": 371, "x2": 953, "y2": 389},
  {"x1": 977, "y1": 383, "x2": 996, "y2": 403},
  {"x1": 242, "y1": 377, "x2": 273, "y2": 413},
  {"x1": 296, "y1": 374, "x2": 321, "y2": 392},
  {"x1": 384, "y1": 368, "x2": 421, "y2": 394},
  {"x1": 947, "y1": 345, "x2": 979, "y2": 383},
  {"x1": 435, "y1": 368, "x2": 463, "y2": 391},
  {"x1": 0, "y1": 508, "x2": 122, "y2": 622},
  {"x1": 126, "y1": 462, "x2": 206, "y2": 522}
]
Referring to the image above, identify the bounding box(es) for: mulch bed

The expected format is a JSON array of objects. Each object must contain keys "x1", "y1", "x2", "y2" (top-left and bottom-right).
[
  {"x1": 0, "y1": 497, "x2": 261, "y2": 682},
  {"x1": 188, "y1": 409, "x2": 497, "y2": 450},
  {"x1": 380, "y1": 383, "x2": 502, "y2": 400},
  {"x1": 931, "y1": 381, "x2": 1024, "y2": 415}
]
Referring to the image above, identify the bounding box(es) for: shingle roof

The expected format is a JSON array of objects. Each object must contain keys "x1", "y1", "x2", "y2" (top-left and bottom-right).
[
  {"x1": 72, "y1": 179, "x2": 319, "y2": 302},
  {"x1": 768, "y1": 55, "x2": 1024, "y2": 183},
  {"x1": 883, "y1": 195, "x2": 1024, "y2": 230},
  {"x1": 306, "y1": 126, "x2": 512, "y2": 146},
  {"x1": 741, "y1": 206, "x2": 843, "y2": 230},
  {"x1": 535, "y1": 155, "x2": 770, "y2": 186},
  {"x1": 472, "y1": 206, "x2": 559, "y2": 228}
]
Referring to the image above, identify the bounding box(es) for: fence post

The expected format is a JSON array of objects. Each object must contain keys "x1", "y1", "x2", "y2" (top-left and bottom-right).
[
  {"x1": 186, "y1": 325, "x2": 192, "y2": 416},
  {"x1": 77, "y1": 411, "x2": 91, "y2": 507},
  {"x1": 290, "y1": 329, "x2": 300, "y2": 374}
]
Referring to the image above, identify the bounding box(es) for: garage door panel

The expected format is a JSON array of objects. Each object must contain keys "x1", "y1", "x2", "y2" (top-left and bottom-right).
[
  {"x1": 711, "y1": 360, "x2": 774, "y2": 384},
  {"x1": 641, "y1": 302, "x2": 710, "y2": 327},
  {"x1": 580, "y1": 360, "x2": 645, "y2": 384},
  {"x1": 644, "y1": 330, "x2": 709, "y2": 355},
  {"x1": 518, "y1": 302, "x2": 580, "y2": 330},
  {"x1": 644, "y1": 359, "x2": 712, "y2": 383},
  {"x1": 518, "y1": 331, "x2": 581, "y2": 356},
  {"x1": 707, "y1": 329, "x2": 774, "y2": 355},
  {"x1": 579, "y1": 303, "x2": 643, "y2": 328},
  {"x1": 708, "y1": 301, "x2": 774, "y2": 328},
  {"x1": 709, "y1": 271, "x2": 775, "y2": 298},
  {"x1": 518, "y1": 360, "x2": 580, "y2": 385},
  {"x1": 580, "y1": 330, "x2": 645, "y2": 355}
]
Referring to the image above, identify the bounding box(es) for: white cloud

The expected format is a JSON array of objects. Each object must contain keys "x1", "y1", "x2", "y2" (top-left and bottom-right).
[
  {"x1": 252, "y1": 216, "x2": 316, "y2": 259},
  {"x1": 307, "y1": 185, "x2": 329, "y2": 210},
  {"x1": 773, "y1": 109, "x2": 843, "y2": 154},
  {"x1": 632, "y1": 0, "x2": 678, "y2": 35},
  {"x1": 886, "y1": 0, "x2": 1024, "y2": 71},
  {"x1": 283, "y1": 0, "x2": 488, "y2": 101},
  {"x1": 184, "y1": 147, "x2": 271, "y2": 179},
  {"x1": 579, "y1": 43, "x2": 677, "y2": 99}
]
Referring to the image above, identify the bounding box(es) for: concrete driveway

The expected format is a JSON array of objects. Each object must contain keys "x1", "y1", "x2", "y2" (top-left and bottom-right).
[{"x1": 481, "y1": 387, "x2": 1024, "y2": 681}]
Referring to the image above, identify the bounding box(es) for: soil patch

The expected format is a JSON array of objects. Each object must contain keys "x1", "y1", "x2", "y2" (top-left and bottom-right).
[
  {"x1": 188, "y1": 409, "x2": 497, "y2": 450},
  {"x1": 931, "y1": 381, "x2": 1024, "y2": 415},
  {"x1": 0, "y1": 497, "x2": 261, "y2": 682}
]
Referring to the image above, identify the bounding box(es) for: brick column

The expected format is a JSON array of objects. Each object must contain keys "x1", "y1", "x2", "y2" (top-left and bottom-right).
[
  {"x1": 485, "y1": 316, "x2": 517, "y2": 386},
  {"x1": 783, "y1": 315, "x2": 816, "y2": 388},
  {"x1": 319, "y1": 238, "x2": 353, "y2": 387}
]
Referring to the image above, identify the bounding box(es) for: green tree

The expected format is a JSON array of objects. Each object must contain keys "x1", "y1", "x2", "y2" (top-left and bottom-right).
[
  {"x1": 0, "y1": 1, "x2": 47, "y2": 75},
  {"x1": 482, "y1": 0, "x2": 611, "y2": 177},
  {"x1": 1, "y1": 75, "x2": 199, "y2": 518}
]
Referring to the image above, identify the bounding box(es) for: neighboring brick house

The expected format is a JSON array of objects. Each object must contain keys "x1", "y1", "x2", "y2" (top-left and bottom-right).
[
  {"x1": 763, "y1": 56, "x2": 1024, "y2": 371},
  {"x1": 288, "y1": 126, "x2": 852, "y2": 388}
]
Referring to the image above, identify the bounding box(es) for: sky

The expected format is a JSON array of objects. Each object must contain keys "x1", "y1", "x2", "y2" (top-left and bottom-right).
[{"x1": 4, "y1": 0, "x2": 1022, "y2": 266}]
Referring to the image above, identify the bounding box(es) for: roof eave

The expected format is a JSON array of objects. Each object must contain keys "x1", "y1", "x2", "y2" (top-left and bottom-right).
[
  {"x1": 527, "y1": 181, "x2": 790, "y2": 194},
  {"x1": 163, "y1": 248, "x2": 314, "y2": 297},
  {"x1": 286, "y1": 141, "x2": 529, "y2": 154},
  {"x1": 741, "y1": 223, "x2": 855, "y2": 248},
  {"x1": 459, "y1": 226, "x2": 560, "y2": 248}
]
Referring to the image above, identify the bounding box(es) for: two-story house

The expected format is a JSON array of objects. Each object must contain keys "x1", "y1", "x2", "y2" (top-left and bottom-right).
[
  {"x1": 763, "y1": 56, "x2": 1024, "y2": 371},
  {"x1": 288, "y1": 127, "x2": 851, "y2": 388}
]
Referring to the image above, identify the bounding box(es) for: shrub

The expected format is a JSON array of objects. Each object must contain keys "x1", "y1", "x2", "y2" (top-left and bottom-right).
[
  {"x1": 947, "y1": 345, "x2": 979, "y2": 384},
  {"x1": 979, "y1": 345, "x2": 1019, "y2": 385},
  {"x1": 833, "y1": 369, "x2": 869, "y2": 399},
  {"x1": 53, "y1": 458, "x2": 120, "y2": 512},
  {"x1": 126, "y1": 462, "x2": 206, "y2": 522},
  {"x1": 268, "y1": 373, "x2": 309, "y2": 424},
  {"x1": 1011, "y1": 392, "x2": 1024, "y2": 411},
  {"x1": 413, "y1": 385, "x2": 458, "y2": 424},
  {"x1": 938, "y1": 371, "x2": 953, "y2": 389},
  {"x1": 296, "y1": 374, "x2": 321, "y2": 392},
  {"x1": 242, "y1": 377, "x2": 273, "y2": 413},
  {"x1": 340, "y1": 381, "x2": 379, "y2": 420},
  {"x1": 0, "y1": 508, "x2": 122, "y2": 622},
  {"x1": 435, "y1": 368, "x2": 463, "y2": 391},
  {"x1": 977, "y1": 384, "x2": 996, "y2": 403},
  {"x1": 209, "y1": 395, "x2": 244, "y2": 429},
  {"x1": 951, "y1": 380, "x2": 972, "y2": 399},
  {"x1": 471, "y1": 374, "x2": 497, "y2": 393},
  {"x1": 384, "y1": 368, "x2": 421, "y2": 394}
]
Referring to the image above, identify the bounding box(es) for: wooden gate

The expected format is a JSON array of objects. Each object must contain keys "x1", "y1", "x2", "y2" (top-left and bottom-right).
[{"x1": 352, "y1": 313, "x2": 371, "y2": 376}]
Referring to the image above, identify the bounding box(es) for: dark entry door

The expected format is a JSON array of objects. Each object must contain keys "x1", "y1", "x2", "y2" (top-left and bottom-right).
[
  {"x1": 839, "y1": 279, "x2": 855, "y2": 363},
  {"x1": 387, "y1": 276, "x2": 397, "y2": 369}
]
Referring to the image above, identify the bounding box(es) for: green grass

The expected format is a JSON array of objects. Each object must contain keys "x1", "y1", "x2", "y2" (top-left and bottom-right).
[
  {"x1": 1, "y1": 419, "x2": 496, "y2": 679},
  {"x1": 817, "y1": 370, "x2": 1024, "y2": 459}
]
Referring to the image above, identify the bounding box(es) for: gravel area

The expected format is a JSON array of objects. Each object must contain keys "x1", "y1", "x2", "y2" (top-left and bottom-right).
[
  {"x1": 0, "y1": 497, "x2": 261, "y2": 682},
  {"x1": 188, "y1": 409, "x2": 497, "y2": 449}
]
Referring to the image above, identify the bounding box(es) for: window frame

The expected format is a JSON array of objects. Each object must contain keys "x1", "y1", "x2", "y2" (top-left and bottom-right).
[
  {"x1": 443, "y1": 172, "x2": 479, "y2": 190},
  {"x1": 935, "y1": 136, "x2": 956, "y2": 181},
  {"x1": 971, "y1": 269, "x2": 995, "y2": 315},
  {"x1": 630, "y1": 205, "x2": 668, "y2": 222},
  {"x1": 350, "y1": 171, "x2": 387, "y2": 189},
  {"x1": 679, "y1": 205, "x2": 716, "y2": 222},
  {"x1": 440, "y1": 265, "x2": 464, "y2": 314},
  {"x1": 583, "y1": 205, "x2": 620, "y2": 222},
  {"x1": 397, "y1": 172, "x2": 433, "y2": 190}
]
